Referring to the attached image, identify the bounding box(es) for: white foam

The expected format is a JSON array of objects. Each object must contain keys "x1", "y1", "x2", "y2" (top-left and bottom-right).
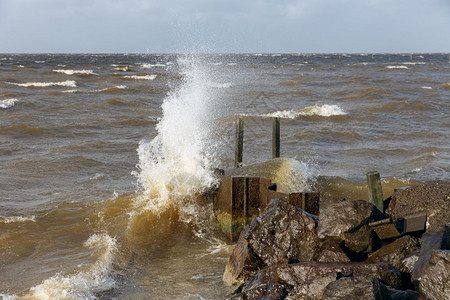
[
  {"x1": 0, "y1": 98, "x2": 18, "y2": 109},
  {"x1": 123, "y1": 75, "x2": 157, "y2": 80},
  {"x1": 113, "y1": 65, "x2": 129, "y2": 72},
  {"x1": 62, "y1": 89, "x2": 78, "y2": 93},
  {"x1": 7, "y1": 80, "x2": 77, "y2": 88},
  {"x1": 139, "y1": 63, "x2": 166, "y2": 68},
  {"x1": 421, "y1": 86, "x2": 433, "y2": 90},
  {"x1": 386, "y1": 65, "x2": 409, "y2": 69},
  {"x1": 94, "y1": 85, "x2": 127, "y2": 93},
  {"x1": 133, "y1": 55, "x2": 222, "y2": 217},
  {"x1": 260, "y1": 104, "x2": 347, "y2": 119},
  {"x1": 21, "y1": 234, "x2": 118, "y2": 300},
  {"x1": 0, "y1": 215, "x2": 36, "y2": 223},
  {"x1": 53, "y1": 69, "x2": 96, "y2": 75}
]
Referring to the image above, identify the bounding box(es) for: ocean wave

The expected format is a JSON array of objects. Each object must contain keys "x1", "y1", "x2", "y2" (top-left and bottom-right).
[
  {"x1": 0, "y1": 98, "x2": 18, "y2": 109},
  {"x1": 0, "y1": 215, "x2": 36, "y2": 223},
  {"x1": 19, "y1": 234, "x2": 118, "y2": 300},
  {"x1": 112, "y1": 65, "x2": 130, "y2": 72},
  {"x1": 7, "y1": 80, "x2": 77, "y2": 88},
  {"x1": 123, "y1": 75, "x2": 157, "y2": 80},
  {"x1": 385, "y1": 65, "x2": 409, "y2": 69},
  {"x1": 259, "y1": 104, "x2": 347, "y2": 119},
  {"x1": 94, "y1": 85, "x2": 127, "y2": 93},
  {"x1": 53, "y1": 69, "x2": 96, "y2": 76},
  {"x1": 139, "y1": 63, "x2": 165, "y2": 68},
  {"x1": 62, "y1": 89, "x2": 78, "y2": 93},
  {"x1": 421, "y1": 86, "x2": 433, "y2": 90}
]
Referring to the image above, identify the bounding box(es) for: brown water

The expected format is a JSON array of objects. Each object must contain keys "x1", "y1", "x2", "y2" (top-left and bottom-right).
[{"x1": 0, "y1": 53, "x2": 449, "y2": 299}]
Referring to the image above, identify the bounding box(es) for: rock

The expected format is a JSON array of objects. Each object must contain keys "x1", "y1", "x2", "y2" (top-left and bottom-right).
[
  {"x1": 386, "y1": 286, "x2": 425, "y2": 300},
  {"x1": 234, "y1": 262, "x2": 402, "y2": 299},
  {"x1": 223, "y1": 198, "x2": 319, "y2": 285},
  {"x1": 386, "y1": 181, "x2": 450, "y2": 231},
  {"x1": 317, "y1": 199, "x2": 384, "y2": 240},
  {"x1": 401, "y1": 250, "x2": 420, "y2": 274},
  {"x1": 419, "y1": 250, "x2": 450, "y2": 300},
  {"x1": 367, "y1": 235, "x2": 421, "y2": 273},
  {"x1": 412, "y1": 226, "x2": 449, "y2": 281},
  {"x1": 317, "y1": 244, "x2": 351, "y2": 263},
  {"x1": 321, "y1": 276, "x2": 391, "y2": 300}
]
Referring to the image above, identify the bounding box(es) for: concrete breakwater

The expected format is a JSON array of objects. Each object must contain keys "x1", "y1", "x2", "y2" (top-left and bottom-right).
[{"x1": 212, "y1": 161, "x2": 449, "y2": 299}]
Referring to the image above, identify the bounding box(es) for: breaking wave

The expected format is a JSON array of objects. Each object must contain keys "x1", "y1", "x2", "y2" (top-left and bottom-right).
[
  {"x1": 247, "y1": 104, "x2": 347, "y2": 119},
  {"x1": 53, "y1": 69, "x2": 96, "y2": 76},
  {"x1": 7, "y1": 80, "x2": 77, "y2": 88},
  {"x1": 131, "y1": 55, "x2": 223, "y2": 226},
  {"x1": 3, "y1": 234, "x2": 118, "y2": 300},
  {"x1": 94, "y1": 85, "x2": 127, "y2": 93},
  {"x1": 0, "y1": 98, "x2": 18, "y2": 109},
  {"x1": 122, "y1": 75, "x2": 157, "y2": 80},
  {"x1": 385, "y1": 65, "x2": 408, "y2": 69},
  {"x1": 0, "y1": 215, "x2": 36, "y2": 223},
  {"x1": 139, "y1": 63, "x2": 166, "y2": 68}
]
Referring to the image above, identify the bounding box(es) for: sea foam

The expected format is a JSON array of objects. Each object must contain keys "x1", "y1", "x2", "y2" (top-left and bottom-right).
[
  {"x1": 7, "y1": 80, "x2": 77, "y2": 88},
  {"x1": 123, "y1": 75, "x2": 157, "y2": 80},
  {"x1": 53, "y1": 69, "x2": 96, "y2": 75},
  {"x1": 0, "y1": 215, "x2": 35, "y2": 223},
  {"x1": 254, "y1": 104, "x2": 347, "y2": 119},
  {"x1": 0, "y1": 98, "x2": 18, "y2": 109},
  {"x1": 20, "y1": 234, "x2": 118, "y2": 300}
]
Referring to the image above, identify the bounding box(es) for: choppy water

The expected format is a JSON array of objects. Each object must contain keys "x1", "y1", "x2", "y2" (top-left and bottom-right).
[{"x1": 1, "y1": 53, "x2": 449, "y2": 299}]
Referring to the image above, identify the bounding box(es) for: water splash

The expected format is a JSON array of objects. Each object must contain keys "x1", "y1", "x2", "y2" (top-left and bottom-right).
[{"x1": 132, "y1": 55, "x2": 224, "y2": 223}]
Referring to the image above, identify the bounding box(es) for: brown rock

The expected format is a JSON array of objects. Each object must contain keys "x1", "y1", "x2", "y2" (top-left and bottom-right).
[
  {"x1": 223, "y1": 198, "x2": 319, "y2": 285},
  {"x1": 386, "y1": 181, "x2": 450, "y2": 231},
  {"x1": 322, "y1": 276, "x2": 391, "y2": 300},
  {"x1": 317, "y1": 244, "x2": 351, "y2": 263},
  {"x1": 367, "y1": 235, "x2": 421, "y2": 273},
  {"x1": 317, "y1": 199, "x2": 384, "y2": 240}
]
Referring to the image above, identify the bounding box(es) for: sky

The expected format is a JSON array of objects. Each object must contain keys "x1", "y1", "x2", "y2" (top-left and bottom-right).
[{"x1": 0, "y1": 0, "x2": 449, "y2": 53}]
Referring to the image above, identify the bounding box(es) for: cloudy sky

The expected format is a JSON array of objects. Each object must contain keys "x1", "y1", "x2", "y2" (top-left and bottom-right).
[{"x1": 0, "y1": 0, "x2": 449, "y2": 53}]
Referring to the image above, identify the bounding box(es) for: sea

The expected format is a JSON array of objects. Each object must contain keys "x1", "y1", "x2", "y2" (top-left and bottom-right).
[{"x1": 0, "y1": 53, "x2": 449, "y2": 299}]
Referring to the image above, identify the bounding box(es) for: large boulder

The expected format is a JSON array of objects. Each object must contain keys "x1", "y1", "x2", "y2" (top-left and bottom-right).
[
  {"x1": 317, "y1": 199, "x2": 385, "y2": 256},
  {"x1": 386, "y1": 181, "x2": 450, "y2": 230},
  {"x1": 223, "y1": 198, "x2": 319, "y2": 285},
  {"x1": 321, "y1": 276, "x2": 391, "y2": 300},
  {"x1": 317, "y1": 244, "x2": 351, "y2": 263},
  {"x1": 366, "y1": 235, "x2": 421, "y2": 273},
  {"x1": 419, "y1": 250, "x2": 450, "y2": 300},
  {"x1": 235, "y1": 262, "x2": 403, "y2": 299}
]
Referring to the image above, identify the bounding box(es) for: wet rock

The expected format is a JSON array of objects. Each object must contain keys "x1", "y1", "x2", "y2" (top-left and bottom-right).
[
  {"x1": 341, "y1": 224, "x2": 378, "y2": 256},
  {"x1": 223, "y1": 198, "x2": 319, "y2": 285},
  {"x1": 321, "y1": 276, "x2": 391, "y2": 300},
  {"x1": 418, "y1": 250, "x2": 450, "y2": 300},
  {"x1": 317, "y1": 199, "x2": 384, "y2": 240},
  {"x1": 386, "y1": 181, "x2": 450, "y2": 231},
  {"x1": 317, "y1": 244, "x2": 351, "y2": 263},
  {"x1": 401, "y1": 250, "x2": 420, "y2": 274},
  {"x1": 366, "y1": 235, "x2": 420, "y2": 273}
]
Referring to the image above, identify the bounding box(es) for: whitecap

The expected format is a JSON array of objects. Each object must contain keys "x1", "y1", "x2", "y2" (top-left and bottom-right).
[
  {"x1": 386, "y1": 65, "x2": 409, "y2": 69},
  {"x1": 94, "y1": 85, "x2": 127, "y2": 93},
  {"x1": 53, "y1": 69, "x2": 96, "y2": 75},
  {"x1": 421, "y1": 86, "x2": 433, "y2": 90},
  {"x1": 7, "y1": 80, "x2": 77, "y2": 88},
  {"x1": 62, "y1": 89, "x2": 78, "y2": 93},
  {"x1": 122, "y1": 75, "x2": 157, "y2": 80},
  {"x1": 0, "y1": 98, "x2": 19, "y2": 109},
  {"x1": 139, "y1": 63, "x2": 165, "y2": 68},
  {"x1": 0, "y1": 215, "x2": 36, "y2": 223},
  {"x1": 259, "y1": 104, "x2": 347, "y2": 119}
]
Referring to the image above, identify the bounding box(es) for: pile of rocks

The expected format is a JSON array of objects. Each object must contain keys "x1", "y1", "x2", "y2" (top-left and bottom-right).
[{"x1": 223, "y1": 181, "x2": 449, "y2": 300}]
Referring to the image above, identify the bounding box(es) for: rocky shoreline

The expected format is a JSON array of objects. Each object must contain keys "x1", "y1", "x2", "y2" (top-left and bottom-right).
[{"x1": 222, "y1": 181, "x2": 449, "y2": 300}]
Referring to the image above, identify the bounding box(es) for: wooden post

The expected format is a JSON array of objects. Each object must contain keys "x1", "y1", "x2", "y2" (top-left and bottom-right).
[
  {"x1": 272, "y1": 117, "x2": 280, "y2": 158},
  {"x1": 366, "y1": 171, "x2": 383, "y2": 212},
  {"x1": 235, "y1": 118, "x2": 244, "y2": 168}
]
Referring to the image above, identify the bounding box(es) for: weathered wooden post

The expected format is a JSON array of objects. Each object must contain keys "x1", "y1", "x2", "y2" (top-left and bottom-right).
[
  {"x1": 272, "y1": 117, "x2": 280, "y2": 158},
  {"x1": 235, "y1": 118, "x2": 244, "y2": 168},
  {"x1": 366, "y1": 171, "x2": 383, "y2": 212}
]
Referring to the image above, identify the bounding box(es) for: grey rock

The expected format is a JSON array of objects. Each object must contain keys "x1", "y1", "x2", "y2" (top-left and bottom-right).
[
  {"x1": 317, "y1": 244, "x2": 351, "y2": 263},
  {"x1": 419, "y1": 250, "x2": 450, "y2": 300}
]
